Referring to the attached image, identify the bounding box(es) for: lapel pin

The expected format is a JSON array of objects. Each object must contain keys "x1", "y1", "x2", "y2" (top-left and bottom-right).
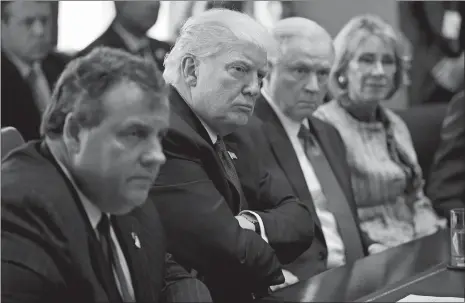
[
  {"x1": 131, "y1": 232, "x2": 141, "y2": 249},
  {"x1": 227, "y1": 151, "x2": 238, "y2": 160}
]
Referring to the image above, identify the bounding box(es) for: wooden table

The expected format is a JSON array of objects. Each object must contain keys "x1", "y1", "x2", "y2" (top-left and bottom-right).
[{"x1": 260, "y1": 230, "x2": 465, "y2": 302}]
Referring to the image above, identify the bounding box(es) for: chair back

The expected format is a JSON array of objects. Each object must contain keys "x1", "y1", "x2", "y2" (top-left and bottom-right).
[
  {"x1": 1, "y1": 127, "x2": 25, "y2": 160},
  {"x1": 395, "y1": 104, "x2": 448, "y2": 186}
]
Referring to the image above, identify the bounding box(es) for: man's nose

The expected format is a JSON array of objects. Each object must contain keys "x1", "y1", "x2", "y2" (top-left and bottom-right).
[
  {"x1": 304, "y1": 73, "x2": 320, "y2": 93},
  {"x1": 140, "y1": 139, "x2": 166, "y2": 168},
  {"x1": 243, "y1": 73, "x2": 261, "y2": 98},
  {"x1": 30, "y1": 19, "x2": 46, "y2": 36}
]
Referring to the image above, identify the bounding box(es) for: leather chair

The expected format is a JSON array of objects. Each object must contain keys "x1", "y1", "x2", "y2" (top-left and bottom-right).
[
  {"x1": 395, "y1": 104, "x2": 448, "y2": 187},
  {"x1": 1, "y1": 127, "x2": 25, "y2": 160}
]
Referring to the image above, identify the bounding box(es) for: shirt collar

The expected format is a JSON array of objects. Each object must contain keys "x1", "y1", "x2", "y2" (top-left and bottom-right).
[
  {"x1": 180, "y1": 93, "x2": 218, "y2": 144},
  {"x1": 112, "y1": 22, "x2": 150, "y2": 54},
  {"x1": 50, "y1": 149, "x2": 103, "y2": 230},
  {"x1": 198, "y1": 117, "x2": 218, "y2": 144},
  {"x1": 261, "y1": 88, "x2": 309, "y2": 137}
]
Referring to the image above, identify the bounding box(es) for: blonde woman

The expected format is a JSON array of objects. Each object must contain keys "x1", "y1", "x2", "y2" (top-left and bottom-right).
[{"x1": 314, "y1": 15, "x2": 446, "y2": 248}]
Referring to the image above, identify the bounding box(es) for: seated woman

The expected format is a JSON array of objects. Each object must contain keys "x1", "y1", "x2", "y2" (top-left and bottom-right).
[{"x1": 314, "y1": 14, "x2": 446, "y2": 248}]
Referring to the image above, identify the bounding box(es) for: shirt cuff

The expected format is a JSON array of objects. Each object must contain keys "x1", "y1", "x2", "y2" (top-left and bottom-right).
[{"x1": 239, "y1": 210, "x2": 269, "y2": 243}]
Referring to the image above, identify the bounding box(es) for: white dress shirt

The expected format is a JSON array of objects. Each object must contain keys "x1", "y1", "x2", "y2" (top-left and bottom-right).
[
  {"x1": 261, "y1": 89, "x2": 346, "y2": 267},
  {"x1": 52, "y1": 154, "x2": 135, "y2": 301},
  {"x1": 196, "y1": 115, "x2": 269, "y2": 243}
]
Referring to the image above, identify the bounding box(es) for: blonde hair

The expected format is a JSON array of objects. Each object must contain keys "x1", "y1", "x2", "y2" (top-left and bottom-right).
[
  {"x1": 328, "y1": 14, "x2": 407, "y2": 100},
  {"x1": 163, "y1": 8, "x2": 277, "y2": 85}
]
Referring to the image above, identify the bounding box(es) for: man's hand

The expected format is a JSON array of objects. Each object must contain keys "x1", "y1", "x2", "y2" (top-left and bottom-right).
[
  {"x1": 269, "y1": 269, "x2": 299, "y2": 292},
  {"x1": 368, "y1": 243, "x2": 388, "y2": 255},
  {"x1": 235, "y1": 215, "x2": 255, "y2": 231}
]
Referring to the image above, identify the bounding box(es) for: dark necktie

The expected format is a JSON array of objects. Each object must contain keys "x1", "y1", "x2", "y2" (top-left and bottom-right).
[
  {"x1": 97, "y1": 215, "x2": 133, "y2": 302},
  {"x1": 26, "y1": 64, "x2": 50, "y2": 113},
  {"x1": 298, "y1": 125, "x2": 364, "y2": 262},
  {"x1": 215, "y1": 136, "x2": 245, "y2": 212}
]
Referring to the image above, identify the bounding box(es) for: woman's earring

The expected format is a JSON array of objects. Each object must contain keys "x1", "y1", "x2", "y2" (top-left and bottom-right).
[{"x1": 338, "y1": 75, "x2": 347, "y2": 87}]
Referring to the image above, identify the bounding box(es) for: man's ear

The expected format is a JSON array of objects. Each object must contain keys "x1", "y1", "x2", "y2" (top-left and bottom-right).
[
  {"x1": 62, "y1": 113, "x2": 82, "y2": 155},
  {"x1": 181, "y1": 55, "x2": 198, "y2": 87}
]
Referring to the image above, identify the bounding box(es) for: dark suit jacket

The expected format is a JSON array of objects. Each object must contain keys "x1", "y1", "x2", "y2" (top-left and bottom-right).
[
  {"x1": 427, "y1": 90, "x2": 465, "y2": 218},
  {"x1": 1, "y1": 51, "x2": 68, "y2": 141},
  {"x1": 1, "y1": 141, "x2": 212, "y2": 303},
  {"x1": 150, "y1": 87, "x2": 314, "y2": 302},
  {"x1": 76, "y1": 22, "x2": 171, "y2": 72},
  {"x1": 252, "y1": 96, "x2": 373, "y2": 280}
]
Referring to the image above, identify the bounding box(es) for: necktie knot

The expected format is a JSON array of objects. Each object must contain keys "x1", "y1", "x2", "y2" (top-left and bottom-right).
[{"x1": 298, "y1": 125, "x2": 318, "y2": 153}]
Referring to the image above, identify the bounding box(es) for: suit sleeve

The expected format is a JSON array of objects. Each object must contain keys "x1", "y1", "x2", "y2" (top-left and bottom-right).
[
  {"x1": 427, "y1": 91, "x2": 465, "y2": 217},
  {"x1": 246, "y1": 167, "x2": 314, "y2": 264},
  {"x1": 236, "y1": 123, "x2": 314, "y2": 264},
  {"x1": 1, "y1": 197, "x2": 63, "y2": 303},
  {"x1": 161, "y1": 254, "x2": 213, "y2": 303},
  {"x1": 151, "y1": 131, "x2": 285, "y2": 293}
]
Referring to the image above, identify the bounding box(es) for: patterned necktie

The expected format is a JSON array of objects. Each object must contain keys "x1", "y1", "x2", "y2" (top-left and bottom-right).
[
  {"x1": 215, "y1": 136, "x2": 245, "y2": 211},
  {"x1": 97, "y1": 215, "x2": 133, "y2": 302},
  {"x1": 26, "y1": 64, "x2": 51, "y2": 113},
  {"x1": 298, "y1": 125, "x2": 365, "y2": 262}
]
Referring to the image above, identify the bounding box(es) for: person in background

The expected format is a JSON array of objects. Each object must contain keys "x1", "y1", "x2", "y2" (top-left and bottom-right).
[
  {"x1": 77, "y1": 1, "x2": 170, "y2": 72},
  {"x1": 1, "y1": 1, "x2": 68, "y2": 141},
  {"x1": 427, "y1": 90, "x2": 465, "y2": 219},
  {"x1": 399, "y1": 1, "x2": 464, "y2": 105},
  {"x1": 314, "y1": 15, "x2": 446, "y2": 248},
  {"x1": 151, "y1": 9, "x2": 314, "y2": 303},
  {"x1": 2, "y1": 47, "x2": 212, "y2": 303},
  {"x1": 250, "y1": 17, "x2": 382, "y2": 281}
]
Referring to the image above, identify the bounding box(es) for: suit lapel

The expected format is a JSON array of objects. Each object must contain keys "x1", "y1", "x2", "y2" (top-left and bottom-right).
[
  {"x1": 254, "y1": 98, "x2": 322, "y2": 230},
  {"x1": 39, "y1": 142, "x2": 123, "y2": 303},
  {"x1": 169, "y1": 87, "x2": 239, "y2": 212},
  {"x1": 309, "y1": 117, "x2": 356, "y2": 213},
  {"x1": 112, "y1": 215, "x2": 159, "y2": 302}
]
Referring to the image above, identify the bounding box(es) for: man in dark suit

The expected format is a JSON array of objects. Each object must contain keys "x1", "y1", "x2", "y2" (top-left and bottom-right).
[
  {"x1": 2, "y1": 48, "x2": 212, "y2": 303},
  {"x1": 1, "y1": 1, "x2": 68, "y2": 141},
  {"x1": 77, "y1": 1, "x2": 170, "y2": 72},
  {"x1": 249, "y1": 18, "x2": 383, "y2": 280},
  {"x1": 427, "y1": 90, "x2": 465, "y2": 219},
  {"x1": 150, "y1": 9, "x2": 314, "y2": 303}
]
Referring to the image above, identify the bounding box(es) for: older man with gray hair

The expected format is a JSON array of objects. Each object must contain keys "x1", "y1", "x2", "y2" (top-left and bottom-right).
[
  {"x1": 247, "y1": 17, "x2": 383, "y2": 280},
  {"x1": 150, "y1": 9, "x2": 314, "y2": 303}
]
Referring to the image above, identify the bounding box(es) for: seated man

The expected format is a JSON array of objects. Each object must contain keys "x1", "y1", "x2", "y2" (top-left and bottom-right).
[
  {"x1": 150, "y1": 9, "x2": 314, "y2": 303},
  {"x1": 250, "y1": 17, "x2": 383, "y2": 280},
  {"x1": 77, "y1": 1, "x2": 170, "y2": 72},
  {"x1": 427, "y1": 90, "x2": 465, "y2": 218},
  {"x1": 2, "y1": 48, "x2": 211, "y2": 303},
  {"x1": 1, "y1": 1, "x2": 68, "y2": 141}
]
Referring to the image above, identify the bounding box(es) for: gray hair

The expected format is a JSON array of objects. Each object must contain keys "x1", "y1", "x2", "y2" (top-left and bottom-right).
[
  {"x1": 269, "y1": 17, "x2": 333, "y2": 65},
  {"x1": 163, "y1": 8, "x2": 277, "y2": 85},
  {"x1": 41, "y1": 47, "x2": 168, "y2": 138},
  {"x1": 328, "y1": 14, "x2": 406, "y2": 100}
]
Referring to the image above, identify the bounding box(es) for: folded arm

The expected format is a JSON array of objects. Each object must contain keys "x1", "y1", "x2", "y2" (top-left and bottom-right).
[{"x1": 151, "y1": 155, "x2": 285, "y2": 293}]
